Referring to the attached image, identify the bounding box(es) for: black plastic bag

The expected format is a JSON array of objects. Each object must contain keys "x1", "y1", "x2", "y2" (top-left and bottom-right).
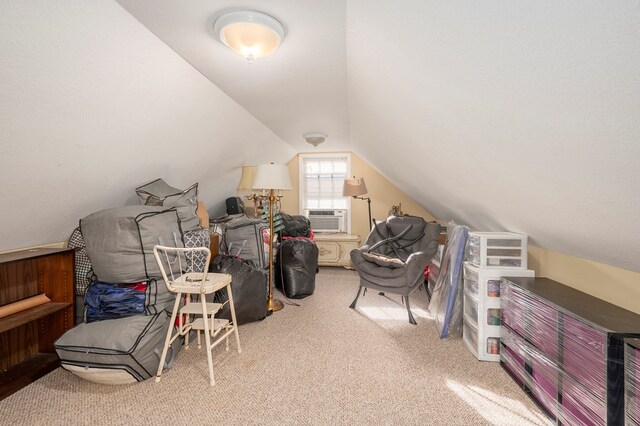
[
  {"x1": 275, "y1": 239, "x2": 319, "y2": 299},
  {"x1": 279, "y1": 213, "x2": 312, "y2": 238},
  {"x1": 210, "y1": 255, "x2": 268, "y2": 324}
]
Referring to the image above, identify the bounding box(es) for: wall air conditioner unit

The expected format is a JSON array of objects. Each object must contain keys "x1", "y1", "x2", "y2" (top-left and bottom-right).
[{"x1": 306, "y1": 209, "x2": 346, "y2": 233}]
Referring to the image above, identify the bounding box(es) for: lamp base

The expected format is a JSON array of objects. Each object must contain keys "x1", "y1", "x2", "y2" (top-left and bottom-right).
[{"x1": 268, "y1": 298, "x2": 284, "y2": 312}]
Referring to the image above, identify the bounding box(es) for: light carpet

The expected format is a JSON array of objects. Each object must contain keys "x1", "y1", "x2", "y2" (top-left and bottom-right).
[{"x1": 0, "y1": 267, "x2": 550, "y2": 425}]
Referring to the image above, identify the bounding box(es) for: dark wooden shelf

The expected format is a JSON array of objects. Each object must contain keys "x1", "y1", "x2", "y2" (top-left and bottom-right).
[
  {"x1": 0, "y1": 302, "x2": 71, "y2": 334},
  {"x1": 0, "y1": 353, "x2": 60, "y2": 401},
  {"x1": 0, "y1": 247, "x2": 74, "y2": 400}
]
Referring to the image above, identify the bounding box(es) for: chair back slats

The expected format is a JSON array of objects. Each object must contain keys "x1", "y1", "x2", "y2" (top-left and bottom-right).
[{"x1": 153, "y1": 246, "x2": 212, "y2": 293}]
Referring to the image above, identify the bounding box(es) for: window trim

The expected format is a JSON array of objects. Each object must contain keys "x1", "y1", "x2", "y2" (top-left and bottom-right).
[{"x1": 298, "y1": 153, "x2": 352, "y2": 234}]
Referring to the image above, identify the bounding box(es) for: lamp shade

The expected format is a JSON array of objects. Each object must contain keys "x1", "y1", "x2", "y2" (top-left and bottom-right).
[
  {"x1": 236, "y1": 166, "x2": 256, "y2": 193},
  {"x1": 213, "y1": 10, "x2": 285, "y2": 62},
  {"x1": 343, "y1": 177, "x2": 368, "y2": 197},
  {"x1": 253, "y1": 163, "x2": 292, "y2": 190}
]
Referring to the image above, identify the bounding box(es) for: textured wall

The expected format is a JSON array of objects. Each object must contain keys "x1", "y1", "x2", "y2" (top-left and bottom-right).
[
  {"x1": 0, "y1": 0, "x2": 294, "y2": 251},
  {"x1": 347, "y1": 1, "x2": 640, "y2": 272}
]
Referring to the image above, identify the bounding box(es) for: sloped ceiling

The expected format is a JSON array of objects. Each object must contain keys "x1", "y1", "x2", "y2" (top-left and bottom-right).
[
  {"x1": 2, "y1": 1, "x2": 639, "y2": 273},
  {"x1": 117, "y1": 0, "x2": 640, "y2": 271},
  {"x1": 346, "y1": 1, "x2": 640, "y2": 272},
  {"x1": 116, "y1": 0, "x2": 350, "y2": 151},
  {"x1": 0, "y1": 0, "x2": 294, "y2": 251}
]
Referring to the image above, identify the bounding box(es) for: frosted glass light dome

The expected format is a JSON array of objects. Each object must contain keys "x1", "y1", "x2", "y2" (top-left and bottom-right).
[{"x1": 213, "y1": 10, "x2": 285, "y2": 63}]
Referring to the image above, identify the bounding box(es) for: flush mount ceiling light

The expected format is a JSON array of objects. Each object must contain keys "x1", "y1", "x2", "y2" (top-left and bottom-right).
[
  {"x1": 304, "y1": 132, "x2": 328, "y2": 147},
  {"x1": 213, "y1": 10, "x2": 285, "y2": 63}
]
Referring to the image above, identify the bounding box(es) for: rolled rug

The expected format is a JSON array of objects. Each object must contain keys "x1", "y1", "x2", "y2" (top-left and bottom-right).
[{"x1": 0, "y1": 294, "x2": 51, "y2": 319}]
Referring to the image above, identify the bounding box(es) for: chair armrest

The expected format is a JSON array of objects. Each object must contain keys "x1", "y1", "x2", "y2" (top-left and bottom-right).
[
  {"x1": 404, "y1": 251, "x2": 430, "y2": 285},
  {"x1": 350, "y1": 245, "x2": 371, "y2": 269}
]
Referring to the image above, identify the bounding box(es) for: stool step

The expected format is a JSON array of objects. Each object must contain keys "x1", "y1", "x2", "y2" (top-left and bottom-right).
[
  {"x1": 180, "y1": 302, "x2": 222, "y2": 315},
  {"x1": 191, "y1": 318, "x2": 230, "y2": 335}
]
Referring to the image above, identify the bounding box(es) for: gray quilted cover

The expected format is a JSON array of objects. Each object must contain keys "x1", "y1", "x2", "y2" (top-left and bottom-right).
[
  {"x1": 222, "y1": 216, "x2": 270, "y2": 269},
  {"x1": 80, "y1": 205, "x2": 200, "y2": 283},
  {"x1": 135, "y1": 178, "x2": 198, "y2": 207},
  {"x1": 55, "y1": 312, "x2": 180, "y2": 382}
]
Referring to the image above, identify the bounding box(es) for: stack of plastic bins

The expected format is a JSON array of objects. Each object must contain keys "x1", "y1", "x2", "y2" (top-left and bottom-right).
[
  {"x1": 463, "y1": 262, "x2": 534, "y2": 361},
  {"x1": 462, "y1": 231, "x2": 533, "y2": 362},
  {"x1": 626, "y1": 339, "x2": 640, "y2": 426},
  {"x1": 466, "y1": 232, "x2": 528, "y2": 268}
]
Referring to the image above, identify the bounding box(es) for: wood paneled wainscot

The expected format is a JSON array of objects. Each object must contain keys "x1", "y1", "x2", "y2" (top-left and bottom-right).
[
  {"x1": 315, "y1": 233, "x2": 360, "y2": 267},
  {"x1": 0, "y1": 248, "x2": 75, "y2": 400}
]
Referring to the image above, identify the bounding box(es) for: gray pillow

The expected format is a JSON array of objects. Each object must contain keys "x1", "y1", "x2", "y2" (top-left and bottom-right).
[
  {"x1": 361, "y1": 252, "x2": 406, "y2": 269},
  {"x1": 136, "y1": 178, "x2": 198, "y2": 207}
]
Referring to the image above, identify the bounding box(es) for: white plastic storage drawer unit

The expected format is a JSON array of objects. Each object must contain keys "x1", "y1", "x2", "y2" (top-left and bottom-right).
[
  {"x1": 466, "y1": 232, "x2": 528, "y2": 269},
  {"x1": 463, "y1": 262, "x2": 534, "y2": 361}
]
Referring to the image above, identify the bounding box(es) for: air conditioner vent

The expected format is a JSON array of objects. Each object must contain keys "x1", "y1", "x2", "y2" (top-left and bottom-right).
[{"x1": 307, "y1": 210, "x2": 346, "y2": 232}]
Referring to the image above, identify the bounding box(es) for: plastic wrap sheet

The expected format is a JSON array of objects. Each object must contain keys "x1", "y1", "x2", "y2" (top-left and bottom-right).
[
  {"x1": 627, "y1": 341, "x2": 640, "y2": 426},
  {"x1": 501, "y1": 279, "x2": 615, "y2": 426},
  {"x1": 426, "y1": 262, "x2": 439, "y2": 298},
  {"x1": 429, "y1": 222, "x2": 468, "y2": 339}
]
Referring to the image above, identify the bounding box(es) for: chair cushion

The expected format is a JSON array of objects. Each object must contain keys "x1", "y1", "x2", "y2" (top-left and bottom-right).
[{"x1": 361, "y1": 252, "x2": 406, "y2": 269}]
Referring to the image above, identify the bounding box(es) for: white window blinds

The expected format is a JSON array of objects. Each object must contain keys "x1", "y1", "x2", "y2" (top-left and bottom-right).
[{"x1": 301, "y1": 156, "x2": 349, "y2": 210}]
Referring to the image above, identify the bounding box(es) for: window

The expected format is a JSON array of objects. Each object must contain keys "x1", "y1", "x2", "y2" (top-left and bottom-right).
[{"x1": 299, "y1": 153, "x2": 351, "y2": 232}]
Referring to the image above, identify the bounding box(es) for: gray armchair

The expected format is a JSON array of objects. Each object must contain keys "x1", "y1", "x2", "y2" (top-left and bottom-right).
[{"x1": 349, "y1": 215, "x2": 441, "y2": 324}]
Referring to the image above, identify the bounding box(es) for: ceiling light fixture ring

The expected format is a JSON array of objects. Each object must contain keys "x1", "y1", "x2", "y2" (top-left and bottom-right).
[
  {"x1": 213, "y1": 10, "x2": 285, "y2": 63},
  {"x1": 303, "y1": 132, "x2": 328, "y2": 147}
]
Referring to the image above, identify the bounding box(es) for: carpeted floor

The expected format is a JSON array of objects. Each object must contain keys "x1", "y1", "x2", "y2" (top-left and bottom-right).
[{"x1": 0, "y1": 267, "x2": 550, "y2": 425}]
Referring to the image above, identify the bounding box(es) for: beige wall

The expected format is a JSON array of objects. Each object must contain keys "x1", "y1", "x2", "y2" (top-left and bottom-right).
[
  {"x1": 528, "y1": 246, "x2": 640, "y2": 314},
  {"x1": 280, "y1": 151, "x2": 435, "y2": 243}
]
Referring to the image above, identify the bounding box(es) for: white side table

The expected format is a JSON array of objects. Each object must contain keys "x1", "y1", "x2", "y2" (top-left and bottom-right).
[{"x1": 314, "y1": 233, "x2": 361, "y2": 267}]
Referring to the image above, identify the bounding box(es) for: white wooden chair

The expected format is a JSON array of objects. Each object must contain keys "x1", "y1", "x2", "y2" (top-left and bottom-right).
[{"x1": 153, "y1": 245, "x2": 241, "y2": 386}]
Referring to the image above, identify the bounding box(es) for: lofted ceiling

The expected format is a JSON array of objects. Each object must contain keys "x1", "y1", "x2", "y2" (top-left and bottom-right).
[
  {"x1": 1, "y1": 1, "x2": 638, "y2": 273},
  {"x1": 116, "y1": 0, "x2": 350, "y2": 152},
  {"x1": 117, "y1": 1, "x2": 640, "y2": 272}
]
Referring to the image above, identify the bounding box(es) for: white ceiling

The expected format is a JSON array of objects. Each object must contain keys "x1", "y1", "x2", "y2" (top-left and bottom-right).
[
  {"x1": 62, "y1": 1, "x2": 640, "y2": 272},
  {"x1": 116, "y1": 0, "x2": 350, "y2": 152}
]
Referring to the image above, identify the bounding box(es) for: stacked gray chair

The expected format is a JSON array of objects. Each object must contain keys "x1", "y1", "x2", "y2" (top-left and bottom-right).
[{"x1": 349, "y1": 215, "x2": 441, "y2": 324}]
